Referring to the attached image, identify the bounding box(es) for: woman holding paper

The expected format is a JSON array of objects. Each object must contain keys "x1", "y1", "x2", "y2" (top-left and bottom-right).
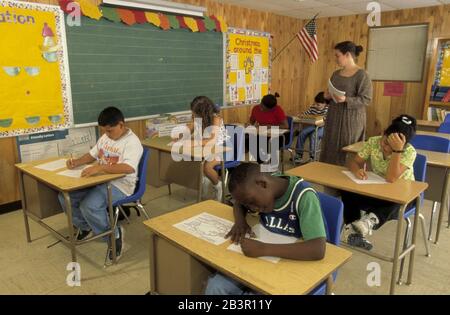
[{"x1": 320, "y1": 41, "x2": 373, "y2": 165}]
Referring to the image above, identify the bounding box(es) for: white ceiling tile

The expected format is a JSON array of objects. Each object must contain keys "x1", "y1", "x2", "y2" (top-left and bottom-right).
[{"x1": 379, "y1": 0, "x2": 441, "y2": 9}]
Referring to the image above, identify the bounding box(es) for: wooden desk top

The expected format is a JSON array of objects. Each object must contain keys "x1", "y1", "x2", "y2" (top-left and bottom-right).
[
  {"x1": 144, "y1": 200, "x2": 352, "y2": 295},
  {"x1": 15, "y1": 157, "x2": 125, "y2": 192},
  {"x1": 417, "y1": 120, "x2": 441, "y2": 128},
  {"x1": 417, "y1": 130, "x2": 450, "y2": 140},
  {"x1": 342, "y1": 142, "x2": 450, "y2": 168},
  {"x1": 142, "y1": 136, "x2": 231, "y2": 160},
  {"x1": 293, "y1": 115, "x2": 325, "y2": 127},
  {"x1": 286, "y1": 162, "x2": 428, "y2": 204}
]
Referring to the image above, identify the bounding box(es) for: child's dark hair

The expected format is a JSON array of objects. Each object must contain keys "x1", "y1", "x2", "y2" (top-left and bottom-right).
[
  {"x1": 98, "y1": 107, "x2": 124, "y2": 127},
  {"x1": 261, "y1": 92, "x2": 280, "y2": 109},
  {"x1": 190, "y1": 96, "x2": 220, "y2": 128},
  {"x1": 228, "y1": 163, "x2": 261, "y2": 193},
  {"x1": 335, "y1": 41, "x2": 364, "y2": 58},
  {"x1": 384, "y1": 114, "x2": 417, "y2": 143},
  {"x1": 315, "y1": 91, "x2": 329, "y2": 104}
]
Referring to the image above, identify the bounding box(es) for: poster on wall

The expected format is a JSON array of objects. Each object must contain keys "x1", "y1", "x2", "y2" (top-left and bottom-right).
[
  {"x1": 0, "y1": 0, "x2": 73, "y2": 138},
  {"x1": 225, "y1": 28, "x2": 271, "y2": 106}
]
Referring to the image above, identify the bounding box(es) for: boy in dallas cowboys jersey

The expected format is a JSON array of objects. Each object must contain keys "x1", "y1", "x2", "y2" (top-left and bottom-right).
[{"x1": 205, "y1": 163, "x2": 326, "y2": 295}]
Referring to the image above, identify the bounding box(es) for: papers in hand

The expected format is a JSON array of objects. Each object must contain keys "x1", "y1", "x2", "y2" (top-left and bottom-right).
[
  {"x1": 342, "y1": 170, "x2": 387, "y2": 184},
  {"x1": 227, "y1": 223, "x2": 297, "y2": 263},
  {"x1": 35, "y1": 159, "x2": 67, "y2": 171},
  {"x1": 328, "y1": 79, "x2": 346, "y2": 103},
  {"x1": 57, "y1": 166, "x2": 89, "y2": 178}
]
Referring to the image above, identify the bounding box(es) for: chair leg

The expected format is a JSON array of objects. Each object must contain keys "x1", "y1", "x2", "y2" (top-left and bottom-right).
[
  {"x1": 280, "y1": 149, "x2": 285, "y2": 173},
  {"x1": 428, "y1": 202, "x2": 438, "y2": 241},
  {"x1": 419, "y1": 214, "x2": 431, "y2": 257},
  {"x1": 136, "y1": 201, "x2": 150, "y2": 220},
  {"x1": 168, "y1": 184, "x2": 172, "y2": 195},
  {"x1": 119, "y1": 205, "x2": 131, "y2": 225},
  {"x1": 397, "y1": 217, "x2": 412, "y2": 285},
  {"x1": 105, "y1": 207, "x2": 121, "y2": 267}
]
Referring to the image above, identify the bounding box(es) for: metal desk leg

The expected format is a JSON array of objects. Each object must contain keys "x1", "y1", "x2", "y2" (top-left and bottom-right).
[
  {"x1": 221, "y1": 159, "x2": 225, "y2": 203},
  {"x1": 63, "y1": 192, "x2": 77, "y2": 263},
  {"x1": 326, "y1": 276, "x2": 333, "y2": 295},
  {"x1": 314, "y1": 126, "x2": 319, "y2": 161},
  {"x1": 107, "y1": 183, "x2": 116, "y2": 264},
  {"x1": 198, "y1": 161, "x2": 204, "y2": 202},
  {"x1": 149, "y1": 232, "x2": 156, "y2": 294},
  {"x1": 390, "y1": 204, "x2": 407, "y2": 295},
  {"x1": 407, "y1": 196, "x2": 422, "y2": 285},
  {"x1": 434, "y1": 169, "x2": 449, "y2": 244},
  {"x1": 18, "y1": 171, "x2": 31, "y2": 243}
]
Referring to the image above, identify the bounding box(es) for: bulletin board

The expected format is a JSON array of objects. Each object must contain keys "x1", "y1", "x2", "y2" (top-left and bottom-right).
[
  {"x1": 0, "y1": 0, "x2": 72, "y2": 138},
  {"x1": 437, "y1": 46, "x2": 450, "y2": 87},
  {"x1": 225, "y1": 28, "x2": 271, "y2": 106}
]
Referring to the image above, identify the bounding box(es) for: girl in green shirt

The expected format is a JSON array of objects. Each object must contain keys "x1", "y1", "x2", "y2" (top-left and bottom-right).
[{"x1": 341, "y1": 115, "x2": 417, "y2": 250}]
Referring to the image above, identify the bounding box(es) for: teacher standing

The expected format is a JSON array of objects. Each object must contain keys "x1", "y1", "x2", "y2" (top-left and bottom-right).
[{"x1": 320, "y1": 41, "x2": 373, "y2": 166}]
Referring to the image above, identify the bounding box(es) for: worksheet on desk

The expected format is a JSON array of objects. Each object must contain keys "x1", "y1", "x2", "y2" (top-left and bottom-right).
[
  {"x1": 342, "y1": 170, "x2": 387, "y2": 184},
  {"x1": 173, "y1": 212, "x2": 233, "y2": 245},
  {"x1": 35, "y1": 159, "x2": 67, "y2": 171},
  {"x1": 56, "y1": 166, "x2": 89, "y2": 178},
  {"x1": 227, "y1": 223, "x2": 297, "y2": 263}
]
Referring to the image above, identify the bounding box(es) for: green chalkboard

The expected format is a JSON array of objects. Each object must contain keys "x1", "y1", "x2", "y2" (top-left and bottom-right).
[{"x1": 65, "y1": 16, "x2": 223, "y2": 125}]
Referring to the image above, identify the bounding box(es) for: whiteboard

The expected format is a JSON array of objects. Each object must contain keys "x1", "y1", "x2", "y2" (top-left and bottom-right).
[{"x1": 367, "y1": 24, "x2": 428, "y2": 82}]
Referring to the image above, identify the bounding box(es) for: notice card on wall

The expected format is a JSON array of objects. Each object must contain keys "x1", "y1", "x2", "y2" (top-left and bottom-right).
[{"x1": 383, "y1": 82, "x2": 404, "y2": 97}]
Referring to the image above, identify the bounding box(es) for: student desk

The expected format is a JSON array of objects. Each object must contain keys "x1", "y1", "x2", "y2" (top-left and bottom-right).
[
  {"x1": 142, "y1": 136, "x2": 230, "y2": 203},
  {"x1": 15, "y1": 158, "x2": 125, "y2": 263},
  {"x1": 416, "y1": 130, "x2": 450, "y2": 140},
  {"x1": 143, "y1": 200, "x2": 352, "y2": 295},
  {"x1": 293, "y1": 115, "x2": 325, "y2": 161},
  {"x1": 343, "y1": 142, "x2": 450, "y2": 244},
  {"x1": 417, "y1": 120, "x2": 441, "y2": 132},
  {"x1": 286, "y1": 162, "x2": 428, "y2": 295}
]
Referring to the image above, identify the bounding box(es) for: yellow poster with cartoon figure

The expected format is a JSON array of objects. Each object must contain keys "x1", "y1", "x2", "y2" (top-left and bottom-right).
[
  {"x1": 0, "y1": 0, "x2": 72, "y2": 137},
  {"x1": 225, "y1": 28, "x2": 271, "y2": 106}
]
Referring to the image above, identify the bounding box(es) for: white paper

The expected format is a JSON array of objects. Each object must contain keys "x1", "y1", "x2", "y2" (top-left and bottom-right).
[
  {"x1": 229, "y1": 53, "x2": 239, "y2": 70},
  {"x1": 342, "y1": 170, "x2": 387, "y2": 184},
  {"x1": 328, "y1": 79, "x2": 346, "y2": 102},
  {"x1": 173, "y1": 212, "x2": 233, "y2": 245},
  {"x1": 253, "y1": 83, "x2": 261, "y2": 100},
  {"x1": 227, "y1": 224, "x2": 297, "y2": 263},
  {"x1": 254, "y1": 54, "x2": 262, "y2": 69},
  {"x1": 20, "y1": 141, "x2": 59, "y2": 163},
  {"x1": 251, "y1": 69, "x2": 261, "y2": 83},
  {"x1": 245, "y1": 84, "x2": 254, "y2": 101},
  {"x1": 158, "y1": 123, "x2": 186, "y2": 137},
  {"x1": 57, "y1": 166, "x2": 89, "y2": 178},
  {"x1": 261, "y1": 68, "x2": 269, "y2": 84},
  {"x1": 237, "y1": 70, "x2": 246, "y2": 88},
  {"x1": 35, "y1": 159, "x2": 67, "y2": 171},
  {"x1": 229, "y1": 85, "x2": 238, "y2": 102}
]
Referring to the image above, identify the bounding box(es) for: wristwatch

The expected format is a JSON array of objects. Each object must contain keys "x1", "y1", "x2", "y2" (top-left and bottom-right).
[{"x1": 392, "y1": 150, "x2": 404, "y2": 153}]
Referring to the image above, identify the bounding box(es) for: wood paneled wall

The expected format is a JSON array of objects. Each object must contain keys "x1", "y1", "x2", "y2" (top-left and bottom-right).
[{"x1": 1, "y1": 0, "x2": 450, "y2": 205}]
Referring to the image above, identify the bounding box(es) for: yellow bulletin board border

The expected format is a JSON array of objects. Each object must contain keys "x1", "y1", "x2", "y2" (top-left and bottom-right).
[
  {"x1": 0, "y1": 0, "x2": 73, "y2": 138},
  {"x1": 224, "y1": 27, "x2": 271, "y2": 107}
]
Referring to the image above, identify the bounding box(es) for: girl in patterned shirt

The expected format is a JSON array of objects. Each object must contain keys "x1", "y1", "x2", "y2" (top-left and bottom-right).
[{"x1": 341, "y1": 115, "x2": 417, "y2": 250}]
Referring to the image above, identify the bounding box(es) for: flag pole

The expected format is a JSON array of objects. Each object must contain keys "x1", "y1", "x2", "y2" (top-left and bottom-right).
[{"x1": 271, "y1": 13, "x2": 319, "y2": 62}]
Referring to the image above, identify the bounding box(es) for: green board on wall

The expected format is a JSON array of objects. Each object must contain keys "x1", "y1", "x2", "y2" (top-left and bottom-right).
[{"x1": 66, "y1": 16, "x2": 224, "y2": 125}]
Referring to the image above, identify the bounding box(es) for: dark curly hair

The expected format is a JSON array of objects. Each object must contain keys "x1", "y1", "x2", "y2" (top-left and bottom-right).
[
  {"x1": 190, "y1": 96, "x2": 220, "y2": 129},
  {"x1": 384, "y1": 114, "x2": 417, "y2": 143}
]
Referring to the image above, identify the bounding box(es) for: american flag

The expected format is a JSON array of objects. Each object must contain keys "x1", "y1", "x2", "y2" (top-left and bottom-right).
[{"x1": 297, "y1": 17, "x2": 318, "y2": 63}]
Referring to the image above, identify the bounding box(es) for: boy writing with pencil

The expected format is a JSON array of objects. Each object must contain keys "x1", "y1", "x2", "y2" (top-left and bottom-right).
[
  {"x1": 205, "y1": 163, "x2": 326, "y2": 294},
  {"x1": 58, "y1": 107, "x2": 143, "y2": 262}
]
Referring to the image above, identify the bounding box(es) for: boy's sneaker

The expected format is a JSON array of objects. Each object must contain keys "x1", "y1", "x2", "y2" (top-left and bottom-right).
[
  {"x1": 352, "y1": 212, "x2": 379, "y2": 237},
  {"x1": 347, "y1": 233, "x2": 373, "y2": 251},
  {"x1": 75, "y1": 228, "x2": 92, "y2": 241},
  {"x1": 107, "y1": 226, "x2": 124, "y2": 263}
]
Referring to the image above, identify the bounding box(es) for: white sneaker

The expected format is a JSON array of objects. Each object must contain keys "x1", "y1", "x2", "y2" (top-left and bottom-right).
[
  {"x1": 213, "y1": 181, "x2": 223, "y2": 202},
  {"x1": 352, "y1": 212, "x2": 379, "y2": 237},
  {"x1": 202, "y1": 176, "x2": 211, "y2": 198}
]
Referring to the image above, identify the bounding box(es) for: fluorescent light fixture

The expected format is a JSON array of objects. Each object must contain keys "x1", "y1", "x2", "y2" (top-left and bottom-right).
[{"x1": 103, "y1": 0, "x2": 207, "y2": 17}]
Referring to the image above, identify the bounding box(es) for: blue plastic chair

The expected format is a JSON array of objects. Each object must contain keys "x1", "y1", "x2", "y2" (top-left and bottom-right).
[
  {"x1": 280, "y1": 116, "x2": 295, "y2": 172},
  {"x1": 397, "y1": 153, "x2": 430, "y2": 284},
  {"x1": 309, "y1": 191, "x2": 344, "y2": 295},
  {"x1": 213, "y1": 125, "x2": 245, "y2": 188},
  {"x1": 409, "y1": 135, "x2": 450, "y2": 241},
  {"x1": 444, "y1": 114, "x2": 450, "y2": 124},
  {"x1": 113, "y1": 146, "x2": 150, "y2": 225},
  {"x1": 410, "y1": 135, "x2": 450, "y2": 153},
  {"x1": 438, "y1": 122, "x2": 450, "y2": 134}
]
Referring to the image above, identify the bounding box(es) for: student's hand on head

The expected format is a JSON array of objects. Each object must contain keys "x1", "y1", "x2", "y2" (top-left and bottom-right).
[
  {"x1": 387, "y1": 133, "x2": 406, "y2": 152},
  {"x1": 240, "y1": 238, "x2": 266, "y2": 258},
  {"x1": 81, "y1": 165, "x2": 102, "y2": 177},
  {"x1": 225, "y1": 221, "x2": 255, "y2": 244}
]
